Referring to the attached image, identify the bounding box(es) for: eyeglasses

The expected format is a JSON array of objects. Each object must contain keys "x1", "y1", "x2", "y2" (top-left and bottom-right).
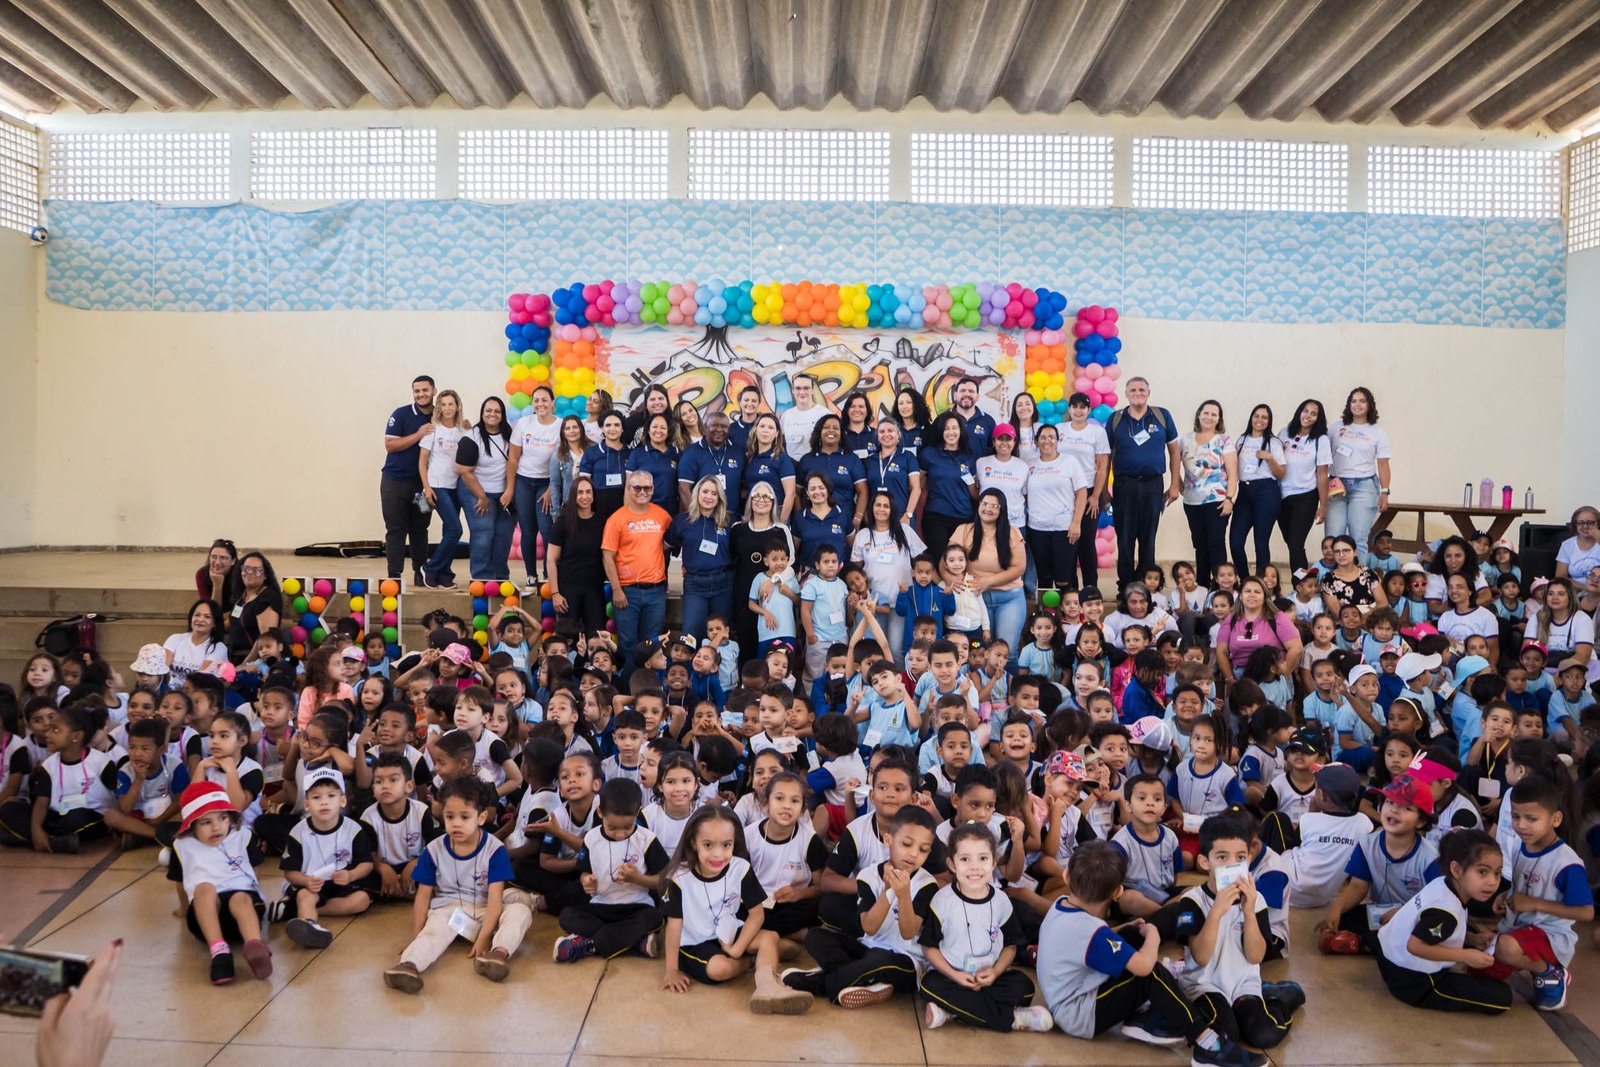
[
  {"x1": 1578, "y1": 520, "x2": 1597, "y2": 528},
  {"x1": 240, "y1": 566, "x2": 264, "y2": 575},
  {"x1": 630, "y1": 485, "x2": 653, "y2": 493}
]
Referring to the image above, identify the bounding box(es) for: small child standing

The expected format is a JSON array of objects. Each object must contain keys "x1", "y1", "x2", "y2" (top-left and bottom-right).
[
  {"x1": 919, "y1": 823, "x2": 1051, "y2": 1033},
  {"x1": 168, "y1": 781, "x2": 272, "y2": 985},
  {"x1": 661, "y1": 805, "x2": 814, "y2": 1014},
  {"x1": 750, "y1": 544, "x2": 801, "y2": 657},
  {"x1": 278, "y1": 768, "x2": 377, "y2": 949},
  {"x1": 554, "y1": 778, "x2": 671, "y2": 963},
  {"x1": 382, "y1": 775, "x2": 536, "y2": 993},
  {"x1": 800, "y1": 546, "x2": 850, "y2": 684}
]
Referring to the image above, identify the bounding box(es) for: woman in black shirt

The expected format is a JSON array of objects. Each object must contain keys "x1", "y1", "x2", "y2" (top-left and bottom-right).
[{"x1": 547, "y1": 475, "x2": 608, "y2": 635}]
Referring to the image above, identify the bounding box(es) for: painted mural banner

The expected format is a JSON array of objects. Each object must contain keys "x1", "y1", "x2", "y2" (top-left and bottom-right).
[{"x1": 598, "y1": 324, "x2": 1021, "y2": 419}]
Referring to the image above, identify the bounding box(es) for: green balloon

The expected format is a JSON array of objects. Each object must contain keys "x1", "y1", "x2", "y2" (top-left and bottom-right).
[
  {"x1": 310, "y1": 627, "x2": 327, "y2": 644},
  {"x1": 382, "y1": 625, "x2": 399, "y2": 643},
  {"x1": 292, "y1": 595, "x2": 308, "y2": 613},
  {"x1": 473, "y1": 613, "x2": 489, "y2": 630},
  {"x1": 640, "y1": 283, "x2": 658, "y2": 302},
  {"x1": 504, "y1": 351, "x2": 519, "y2": 367},
  {"x1": 962, "y1": 288, "x2": 979, "y2": 309},
  {"x1": 653, "y1": 296, "x2": 670, "y2": 315},
  {"x1": 640, "y1": 307, "x2": 656, "y2": 323},
  {"x1": 1041, "y1": 589, "x2": 1061, "y2": 608},
  {"x1": 605, "y1": 602, "x2": 614, "y2": 618}
]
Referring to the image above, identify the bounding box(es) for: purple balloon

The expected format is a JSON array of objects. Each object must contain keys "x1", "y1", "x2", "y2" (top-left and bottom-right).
[
  {"x1": 626, "y1": 295, "x2": 643, "y2": 313},
  {"x1": 987, "y1": 308, "x2": 1006, "y2": 326}
]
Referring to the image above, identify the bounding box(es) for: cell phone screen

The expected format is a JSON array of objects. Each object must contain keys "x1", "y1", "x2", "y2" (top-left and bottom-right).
[{"x1": 0, "y1": 948, "x2": 91, "y2": 1017}]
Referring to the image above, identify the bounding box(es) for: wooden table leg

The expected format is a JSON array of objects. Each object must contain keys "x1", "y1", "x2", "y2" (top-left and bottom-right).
[
  {"x1": 1484, "y1": 516, "x2": 1514, "y2": 544},
  {"x1": 1450, "y1": 512, "x2": 1478, "y2": 541}
]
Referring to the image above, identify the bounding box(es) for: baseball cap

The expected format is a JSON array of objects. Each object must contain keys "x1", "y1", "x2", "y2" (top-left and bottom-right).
[
  {"x1": 1400, "y1": 622, "x2": 1439, "y2": 641},
  {"x1": 673, "y1": 633, "x2": 699, "y2": 655},
  {"x1": 1451, "y1": 655, "x2": 1490, "y2": 687},
  {"x1": 1377, "y1": 775, "x2": 1435, "y2": 815},
  {"x1": 302, "y1": 767, "x2": 346, "y2": 795},
  {"x1": 634, "y1": 638, "x2": 664, "y2": 664},
  {"x1": 339, "y1": 645, "x2": 366, "y2": 662},
  {"x1": 1400, "y1": 562, "x2": 1426, "y2": 576},
  {"x1": 1127, "y1": 716, "x2": 1173, "y2": 751},
  {"x1": 1293, "y1": 567, "x2": 1316, "y2": 583},
  {"x1": 1395, "y1": 652, "x2": 1441, "y2": 682},
  {"x1": 1314, "y1": 763, "x2": 1362, "y2": 813},
  {"x1": 1078, "y1": 586, "x2": 1103, "y2": 603},
  {"x1": 1346, "y1": 664, "x2": 1377, "y2": 687},
  {"x1": 1285, "y1": 729, "x2": 1320, "y2": 755},
  {"x1": 440, "y1": 643, "x2": 474, "y2": 667},
  {"x1": 1406, "y1": 751, "x2": 1458, "y2": 784},
  {"x1": 1520, "y1": 640, "x2": 1548, "y2": 659},
  {"x1": 993, "y1": 422, "x2": 1017, "y2": 439},
  {"x1": 1045, "y1": 750, "x2": 1091, "y2": 781},
  {"x1": 1557, "y1": 657, "x2": 1588, "y2": 675},
  {"x1": 427, "y1": 627, "x2": 459, "y2": 650}
]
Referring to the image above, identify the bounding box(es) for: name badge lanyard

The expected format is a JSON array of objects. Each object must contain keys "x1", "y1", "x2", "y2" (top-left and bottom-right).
[{"x1": 58, "y1": 756, "x2": 91, "y2": 803}]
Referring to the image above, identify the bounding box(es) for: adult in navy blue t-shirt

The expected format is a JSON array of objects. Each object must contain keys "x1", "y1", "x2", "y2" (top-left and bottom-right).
[
  {"x1": 951, "y1": 377, "x2": 996, "y2": 458},
  {"x1": 677, "y1": 411, "x2": 745, "y2": 512},
  {"x1": 1106, "y1": 376, "x2": 1181, "y2": 587},
  {"x1": 381, "y1": 375, "x2": 436, "y2": 582}
]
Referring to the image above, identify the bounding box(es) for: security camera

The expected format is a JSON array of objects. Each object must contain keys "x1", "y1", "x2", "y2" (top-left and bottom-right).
[{"x1": 29, "y1": 225, "x2": 47, "y2": 243}]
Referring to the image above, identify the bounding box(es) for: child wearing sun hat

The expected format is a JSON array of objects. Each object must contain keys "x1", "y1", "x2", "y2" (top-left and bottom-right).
[{"x1": 167, "y1": 780, "x2": 271, "y2": 986}]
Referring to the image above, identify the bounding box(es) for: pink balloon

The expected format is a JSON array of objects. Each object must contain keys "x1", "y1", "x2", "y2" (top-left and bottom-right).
[
  {"x1": 1023, "y1": 329, "x2": 1042, "y2": 345},
  {"x1": 1103, "y1": 364, "x2": 1121, "y2": 380},
  {"x1": 922, "y1": 306, "x2": 939, "y2": 324},
  {"x1": 1103, "y1": 307, "x2": 1119, "y2": 323},
  {"x1": 1005, "y1": 282, "x2": 1023, "y2": 297},
  {"x1": 561, "y1": 323, "x2": 581, "y2": 342},
  {"x1": 1101, "y1": 390, "x2": 1118, "y2": 406},
  {"x1": 508, "y1": 293, "x2": 526, "y2": 311},
  {"x1": 680, "y1": 298, "x2": 697, "y2": 314},
  {"x1": 580, "y1": 325, "x2": 598, "y2": 342},
  {"x1": 1020, "y1": 310, "x2": 1035, "y2": 328},
  {"x1": 923, "y1": 286, "x2": 937, "y2": 300},
  {"x1": 682, "y1": 281, "x2": 698, "y2": 298},
  {"x1": 510, "y1": 310, "x2": 530, "y2": 324},
  {"x1": 937, "y1": 311, "x2": 952, "y2": 328},
  {"x1": 1041, "y1": 329, "x2": 1061, "y2": 346},
  {"x1": 599, "y1": 279, "x2": 615, "y2": 293},
  {"x1": 1073, "y1": 320, "x2": 1093, "y2": 338},
  {"x1": 1084, "y1": 363, "x2": 1104, "y2": 380},
  {"x1": 1097, "y1": 553, "x2": 1114, "y2": 568},
  {"x1": 582, "y1": 284, "x2": 599, "y2": 302},
  {"x1": 667, "y1": 309, "x2": 684, "y2": 325},
  {"x1": 530, "y1": 293, "x2": 550, "y2": 311},
  {"x1": 935, "y1": 291, "x2": 952, "y2": 311},
  {"x1": 596, "y1": 295, "x2": 614, "y2": 313},
  {"x1": 1082, "y1": 305, "x2": 1105, "y2": 323},
  {"x1": 1096, "y1": 320, "x2": 1117, "y2": 338},
  {"x1": 1020, "y1": 289, "x2": 1038, "y2": 308},
  {"x1": 667, "y1": 285, "x2": 684, "y2": 303},
  {"x1": 531, "y1": 311, "x2": 551, "y2": 327},
  {"x1": 1074, "y1": 377, "x2": 1092, "y2": 393}
]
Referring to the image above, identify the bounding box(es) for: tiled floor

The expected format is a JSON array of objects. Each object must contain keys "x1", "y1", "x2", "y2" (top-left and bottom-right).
[{"x1": 2, "y1": 842, "x2": 1594, "y2": 1066}]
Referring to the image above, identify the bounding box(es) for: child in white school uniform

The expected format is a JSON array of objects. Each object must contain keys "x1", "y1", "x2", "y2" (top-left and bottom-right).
[
  {"x1": 554, "y1": 778, "x2": 671, "y2": 963},
  {"x1": 1165, "y1": 814, "x2": 1304, "y2": 1052},
  {"x1": 276, "y1": 767, "x2": 377, "y2": 949},
  {"x1": 919, "y1": 823, "x2": 1051, "y2": 1033},
  {"x1": 745, "y1": 770, "x2": 829, "y2": 946},
  {"x1": 382, "y1": 775, "x2": 536, "y2": 993},
  {"x1": 1282, "y1": 763, "x2": 1371, "y2": 909},
  {"x1": 1036, "y1": 840, "x2": 1268, "y2": 1067},
  {"x1": 168, "y1": 780, "x2": 272, "y2": 986},
  {"x1": 1316, "y1": 775, "x2": 1439, "y2": 957},
  {"x1": 361, "y1": 751, "x2": 441, "y2": 897},
  {"x1": 660, "y1": 804, "x2": 814, "y2": 1014}
]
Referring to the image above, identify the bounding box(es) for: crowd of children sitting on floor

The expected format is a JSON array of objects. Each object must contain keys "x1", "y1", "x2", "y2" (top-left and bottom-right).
[{"x1": 0, "y1": 531, "x2": 1596, "y2": 1067}]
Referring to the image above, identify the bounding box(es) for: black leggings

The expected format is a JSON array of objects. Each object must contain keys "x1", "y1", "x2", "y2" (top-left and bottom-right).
[
  {"x1": 920, "y1": 967, "x2": 1036, "y2": 1031},
  {"x1": 1230, "y1": 479, "x2": 1281, "y2": 576},
  {"x1": 1027, "y1": 527, "x2": 1078, "y2": 592},
  {"x1": 0, "y1": 801, "x2": 106, "y2": 846},
  {"x1": 921, "y1": 511, "x2": 970, "y2": 562},
  {"x1": 558, "y1": 901, "x2": 662, "y2": 958},
  {"x1": 1072, "y1": 505, "x2": 1101, "y2": 590},
  {"x1": 1193, "y1": 990, "x2": 1295, "y2": 1049},
  {"x1": 1278, "y1": 490, "x2": 1319, "y2": 573},
  {"x1": 1090, "y1": 962, "x2": 1212, "y2": 1041},
  {"x1": 804, "y1": 926, "x2": 918, "y2": 1001},
  {"x1": 558, "y1": 581, "x2": 607, "y2": 635}
]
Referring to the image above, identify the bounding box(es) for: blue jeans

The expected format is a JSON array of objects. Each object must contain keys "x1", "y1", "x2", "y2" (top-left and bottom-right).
[
  {"x1": 514, "y1": 476, "x2": 553, "y2": 582},
  {"x1": 617, "y1": 582, "x2": 666, "y2": 675},
  {"x1": 465, "y1": 494, "x2": 516, "y2": 581},
  {"x1": 1325, "y1": 475, "x2": 1381, "y2": 558},
  {"x1": 983, "y1": 585, "x2": 1027, "y2": 670},
  {"x1": 1230, "y1": 478, "x2": 1282, "y2": 576},
  {"x1": 1336, "y1": 742, "x2": 1375, "y2": 774},
  {"x1": 423, "y1": 485, "x2": 462, "y2": 581},
  {"x1": 680, "y1": 570, "x2": 732, "y2": 642}
]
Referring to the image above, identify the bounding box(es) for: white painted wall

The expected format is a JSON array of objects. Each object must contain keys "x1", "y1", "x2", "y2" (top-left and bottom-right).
[
  {"x1": 0, "y1": 230, "x2": 38, "y2": 547},
  {"x1": 1562, "y1": 248, "x2": 1600, "y2": 519},
  {"x1": 32, "y1": 300, "x2": 1566, "y2": 563}
]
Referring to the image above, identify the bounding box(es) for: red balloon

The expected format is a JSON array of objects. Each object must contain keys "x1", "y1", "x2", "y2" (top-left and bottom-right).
[
  {"x1": 1096, "y1": 320, "x2": 1117, "y2": 337},
  {"x1": 1104, "y1": 307, "x2": 1119, "y2": 323},
  {"x1": 1019, "y1": 310, "x2": 1036, "y2": 328}
]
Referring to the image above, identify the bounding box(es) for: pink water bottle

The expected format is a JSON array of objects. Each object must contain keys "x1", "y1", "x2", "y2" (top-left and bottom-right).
[
  {"x1": 1501, "y1": 485, "x2": 1512, "y2": 510},
  {"x1": 1478, "y1": 478, "x2": 1493, "y2": 508}
]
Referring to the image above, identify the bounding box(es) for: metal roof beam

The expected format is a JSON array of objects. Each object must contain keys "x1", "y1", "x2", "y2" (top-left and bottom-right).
[
  {"x1": 746, "y1": 0, "x2": 839, "y2": 110},
  {"x1": 1471, "y1": 23, "x2": 1600, "y2": 127},
  {"x1": 998, "y1": 0, "x2": 1127, "y2": 114},
  {"x1": 0, "y1": 2, "x2": 136, "y2": 112},
  {"x1": 1239, "y1": 0, "x2": 1423, "y2": 121},
  {"x1": 471, "y1": 0, "x2": 594, "y2": 108},
  {"x1": 1080, "y1": 0, "x2": 1230, "y2": 115},
  {"x1": 839, "y1": 0, "x2": 935, "y2": 110},
  {"x1": 284, "y1": 0, "x2": 436, "y2": 109},
  {"x1": 371, "y1": 0, "x2": 516, "y2": 108},
  {"x1": 916, "y1": 0, "x2": 1033, "y2": 113},
  {"x1": 10, "y1": 0, "x2": 208, "y2": 110},
  {"x1": 1160, "y1": 0, "x2": 1324, "y2": 119}
]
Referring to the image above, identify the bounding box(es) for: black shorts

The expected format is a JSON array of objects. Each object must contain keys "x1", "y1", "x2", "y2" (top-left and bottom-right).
[
  {"x1": 677, "y1": 938, "x2": 732, "y2": 985},
  {"x1": 287, "y1": 874, "x2": 379, "y2": 904},
  {"x1": 185, "y1": 890, "x2": 265, "y2": 943},
  {"x1": 763, "y1": 898, "x2": 820, "y2": 937}
]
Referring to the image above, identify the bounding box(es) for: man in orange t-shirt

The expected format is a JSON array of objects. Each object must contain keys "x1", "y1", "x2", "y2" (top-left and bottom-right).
[{"x1": 602, "y1": 470, "x2": 671, "y2": 674}]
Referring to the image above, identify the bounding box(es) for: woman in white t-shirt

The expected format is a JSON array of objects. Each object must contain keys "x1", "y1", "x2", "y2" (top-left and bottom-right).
[
  {"x1": 1324, "y1": 387, "x2": 1391, "y2": 559},
  {"x1": 419, "y1": 389, "x2": 468, "y2": 587},
  {"x1": 164, "y1": 599, "x2": 229, "y2": 688},
  {"x1": 1229, "y1": 404, "x2": 1286, "y2": 577},
  {"x1": 1054, "y1": 392, "x2": 1112, "y2": 590},
  {"x1": 850, "y1": 491, "x2": 926, "y2": 655},
  {"x1": 1008, "y1": 392, "x2": 1043, "y2": 464},
  {"x1": 1436, "y1": 573, "x2": 1499, "y2": 665},
  {"x1": 506, "y1": 386, "x2": 563, "y2": 588},
  {"x1": 1277, "y1": 398, "x2": 1332, "y2": 573},
  {"x1": 1525, "y1": 577, "x2": 1596, "y2": 682},
  {"x1": 1024, "y1": 423, "x2": 1088, "y2": 599},
  {"x1": 456, "y1": 397, "x2": 514, "y2": 583},
  {"x1": 1556, "y1": 506, "x2": 1600, "y2": 585}
]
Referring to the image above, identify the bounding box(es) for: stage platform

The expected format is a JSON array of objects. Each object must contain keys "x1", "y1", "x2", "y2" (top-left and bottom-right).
[{"x1": 0, "y1": 549, "x2": 646, "y2": 682}]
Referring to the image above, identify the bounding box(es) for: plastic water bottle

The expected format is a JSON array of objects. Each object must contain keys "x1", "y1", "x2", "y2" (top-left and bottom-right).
[
  {"x1": 1501, "y1": 485, "x2": 1512, "y2": 510},
  {"x1": 1525, "y1": 487, "x2": 1535, "y2": 510},
  {"x1": 1479, "y1": 478, "x2": 1494, "y2": 508},
  {"x1": 1462, "y1": 482, "x2": 1472, "y2": 507}
]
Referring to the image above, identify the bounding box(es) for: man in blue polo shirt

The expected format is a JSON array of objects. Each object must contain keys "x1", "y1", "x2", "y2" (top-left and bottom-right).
[
  {"x1": 952, "y1": 377, "x2": 995, "y2": 457},
  {"x1": 677, "y1": 410, "x2": 745, "y2": 511},
  {"x1": 1106, "y1": 376, "x2": 1180, "y2": 587},
  {"x1": 381, "y1": 375, "x2": 435, "y2": 583}
]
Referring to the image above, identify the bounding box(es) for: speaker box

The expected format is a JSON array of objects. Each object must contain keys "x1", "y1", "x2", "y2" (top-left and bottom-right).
[{"x1": 1518, "y1": 522, "x2": 1568, "y2": 582}]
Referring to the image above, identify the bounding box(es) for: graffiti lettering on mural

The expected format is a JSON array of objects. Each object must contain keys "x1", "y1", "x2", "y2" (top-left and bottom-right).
[{"x1": 601, "y1": 326, "x2": 1021, "y2": 418}]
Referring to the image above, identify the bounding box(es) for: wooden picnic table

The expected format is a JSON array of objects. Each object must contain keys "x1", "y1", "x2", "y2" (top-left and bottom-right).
[{"x1": 1376, "y1": 502, "x2": 1545, "y2": 553}]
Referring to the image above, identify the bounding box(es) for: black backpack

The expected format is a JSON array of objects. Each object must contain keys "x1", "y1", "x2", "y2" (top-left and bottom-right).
[{"x1": 36, "y1": 614, "x2": 98, "y2": 657}]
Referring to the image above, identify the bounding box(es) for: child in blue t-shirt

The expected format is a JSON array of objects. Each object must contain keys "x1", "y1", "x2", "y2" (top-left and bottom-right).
[
  {"x1": 801, "y1": 547, "x2": 850, "y2": 682},
  {"x1": 487, "y1": 606, "x2": 536, "y2": 673},
  {"x1": 749, "y1": 544, "x2": 800, "y2": 656}
]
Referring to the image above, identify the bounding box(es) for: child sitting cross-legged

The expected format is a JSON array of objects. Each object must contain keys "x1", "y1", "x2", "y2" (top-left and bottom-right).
[
  {"x1": 554, "y1": 778, "x2": 671, "y2": 963},
  {"x1": 1036, "y1": 840, "x2": 1268, "y2": 1066},
  {"x1": 360, "y1": 751, "x2": 440, "y2": 899},
  {"x1": 382, "y1": 774, "x2": 537, "y2": 993},
  {"x1": 276, "y1": 767, "x2": 377, "y2": 949}
]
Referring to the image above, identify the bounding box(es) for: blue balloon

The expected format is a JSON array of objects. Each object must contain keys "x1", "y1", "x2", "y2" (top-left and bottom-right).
[
  {"x1": 349, "y1": 580, "x2": 366, "y2": 596},
  {"x1": 706, "y1": 278, "x2": 725, "y2": 293},
  {"x1": 1104, "y1": 337, "x2": 1122, "y2": 354},
  {"x1": 738, "y1": 294, "x2": 754, "y2": 312},
  {"x1": 709, "y1": 296, "x2": 727, "y2": 314},
  {"x1": 300, "y1": 611, "x2": 319, "y2": 629},
  {"x1": 910, "y1": 294, "x2": 926, "y2": 312},
  {"x1": 550, "y1": 288, "x2": 568, "y2": 308},
  {"x1": 554, "y1": 307, "x2": 572, "y2": 325},
  {"x1": 503, "y1": 323, "x2": 519, "y2": 340},
  {"x1": 741, "y1": 313, "x2": 756, "y2": 328},
  {"x1": 1092, "y1": 404, "x2": 1112, "y2": 423},
  {"x1": 1097, "y1": 510, "x2": 1114, "y2": 529},
  {"x1": 386, "y1": 642, "x2": 401, "y2": 660},
  {"x1": 1085, "y1": 333, "x2": 1105, "y2": 352},
  {"x1": 894, "y1": 305, "x2": 911, "y2": 325},
  {"x1": 472, "y1": 596, "x2": 488, "y2": 614},
  {"x1": 507, "y1": 339, "x2": 526, "y2": 354},
  {"x1": 694, "y1": 307, "x2": 711, "y2": 325}
]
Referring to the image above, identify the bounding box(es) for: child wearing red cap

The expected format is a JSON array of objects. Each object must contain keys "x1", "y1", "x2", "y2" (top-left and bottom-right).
[
  {"x1": 1315, "y1": 776, "x2": 1439, "y2": 956},
  {"x1": 168, "y1": 780, "x2": 271, "y2": 986}
]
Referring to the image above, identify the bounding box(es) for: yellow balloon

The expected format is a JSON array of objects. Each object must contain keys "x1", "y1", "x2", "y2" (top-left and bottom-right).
[
  {"x1": 349, "y1": 595, "x2": 365, "y2": 612},
  {"x1": 509, "y1": 364, "x2": 529, "y2": 380},
  {"x1": 753, "y1": 305, "x2": 768, "y2": 324},
  {"x1": 852, "y1": 293, "x2": 869, "y2": 311},
  {"x1": 381, "y1": 595, "x2": 397, "y2": 611},
  {"x1": 751, "y1": 284, "x2": 768, "y2": 301},
  {"x1": 1045, "y1": 384, "x2": 1064, "y2": 402},
  {"x1": 529, "y1": 365, "x2": 550, "y2": 382},
  {"x1": 765, "y1": 293, "x2": 783, "y2": 311},
  {"x1": 282, "y1": 578, "x2": 301, "y2": 595}
]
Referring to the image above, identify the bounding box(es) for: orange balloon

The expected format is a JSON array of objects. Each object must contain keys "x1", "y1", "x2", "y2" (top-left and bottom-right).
[
  {"x1": 308, "y1": 595, "x2": 326, "y2": 614},
  {"x1": 380, "y1": 579, "x2": 399, "y2": 597},
  {"x1": 823, "y1": 311, "x2": 839, "y2": 327},
  {"x1": 781, "y1": 283, "x2": 797, "y2": 300},
  {"x1": 796, "y1": 292, "x2": 812, "y2": 310},
  {"x1": 503, "y1": 595, "x2": 519, "y2": 608},
  {"x1": 505, "y1": 378, "x2": 520, "y2": 394},
  {"x1": 1050, "y1": 343, "x2": 1067, "y2": 361},
  {"x1": 799, "y1": 280, "x2": 812, "y2": 292},
  {"x1": 574, "y1": 340, "x2": 593, "y2": 359},
  {"x1": 470, "y1": 581, "x2": 485, "y2": 596},
  {"x1": 796, "y1": 312, "x2": 811, "y2": 327},
  {"x1": 540, "y1": 582, "x2": 552, "y2": 599},
  {"x1": 781, "y1": 303, "x2": 797, "y2": 321},
  {"x1": 823, "y1": 291, "x2": 841, "y2": 311}
]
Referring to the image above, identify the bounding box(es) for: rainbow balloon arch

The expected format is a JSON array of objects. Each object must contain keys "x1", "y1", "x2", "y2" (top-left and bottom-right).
[{"x1": 501, "y1": 279, "x2": 1129, "y2": 600}]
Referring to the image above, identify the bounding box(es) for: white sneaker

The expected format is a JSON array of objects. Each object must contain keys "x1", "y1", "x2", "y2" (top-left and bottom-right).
[
  {"x1": 924, "y1": 1001, "x2": 950, "y2": 1029},
  {"x1": 837, "y1": 982, "x2": 895, "y2": 1009},
  {"x1": 156, "y1": 847, "x2": 171, "y2": 868},
  {"x1": 1012, "y1": 1005, "x2": 1055, "y2": 1032}
]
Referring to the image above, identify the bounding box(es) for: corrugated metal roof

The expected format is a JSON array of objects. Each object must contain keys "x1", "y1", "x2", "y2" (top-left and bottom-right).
[{"x1": 1, "y1": 0, "x2": 1597, "y2": 131}]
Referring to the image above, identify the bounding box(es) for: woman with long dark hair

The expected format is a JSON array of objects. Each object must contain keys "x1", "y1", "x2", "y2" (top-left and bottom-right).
[
  {"x1": 546, "y1": 475, "x2": 607, "y2": 635},
  {"x1": 223, "y1": 552, "x2": 282, "y2": 664},
  {"x1": 850, "y1": 489, "x2": 925, "y2": 655},
  {"x1": 949, "y1": 489, "x2": 1028, "y2": 665},
  {"x1": 1230, "y1": 403, "x2": 1286, "y2": 577},
  {"x1": 893, "y1": 387, "x2": 931, "y2": 455},
  {"x1": 507, "y1": 385, "x2": 561, "y2": 589},
  {"x1": 729, "y1": 482, "x2": 795, "y2": 660},
  {"x1": 1325, "y1": 386, "x2": 1391, "y2": 559},
  {"x1": 918, "y1": 411, "x2": 978, "y2": 559},
  {"x1": 1179, "y1": 400, "x2": 1237, "y2": 588},
  {"x1": 458, "y1": 395, "x2": 514, "y2": 581},
  {"x1": 1277, "y1": 398, "x2": 1330, "y2": 573}
]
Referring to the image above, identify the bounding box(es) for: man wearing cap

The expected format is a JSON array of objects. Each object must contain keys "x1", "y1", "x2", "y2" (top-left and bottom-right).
[
  {"x1": 602, "y1": 470, "x2": 672, "y2": 675},
  {"x1": 381, "y1": 374, "x2": 437, "y2": 585},
  {"x1": 1105, "y1": 377, "x2": 1181, "y2": 587},
  {"x1": 950, "y1": 377, "x2": 995, "y2": 457}
]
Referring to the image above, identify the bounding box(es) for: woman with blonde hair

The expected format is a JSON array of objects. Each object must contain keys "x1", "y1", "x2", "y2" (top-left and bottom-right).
[
  {"x1": 420, "y1": 388, "x2": 470, "y2": 588},
  {"x1": 666, "y1": 476, "x2": 734, "y2": 640}
]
